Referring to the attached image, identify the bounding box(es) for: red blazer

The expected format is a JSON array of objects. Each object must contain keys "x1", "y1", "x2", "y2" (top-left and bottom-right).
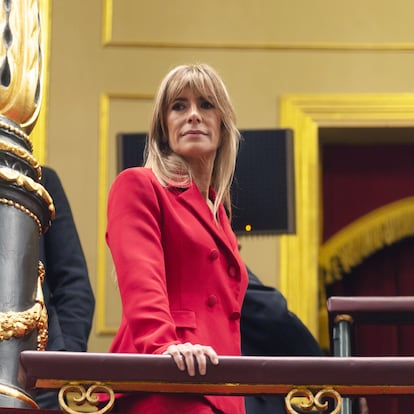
[{"x1": 106, "y1": 167, "x2": 248, "y2": 414}]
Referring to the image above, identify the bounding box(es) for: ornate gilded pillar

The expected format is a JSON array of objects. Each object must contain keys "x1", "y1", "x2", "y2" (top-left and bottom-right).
[{"x1": 0, "y1": 0, "x2": 54, "y2": 408}]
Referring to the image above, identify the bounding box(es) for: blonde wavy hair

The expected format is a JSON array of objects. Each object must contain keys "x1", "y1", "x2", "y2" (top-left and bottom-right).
[{"x1": 144, "y1": 63, "x2": 240, "y2": 219}]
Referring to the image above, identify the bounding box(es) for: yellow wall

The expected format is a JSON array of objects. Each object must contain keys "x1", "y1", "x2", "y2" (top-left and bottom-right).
[{"x1": 43, "y1": 0, "x2": 414, "y2": 352}]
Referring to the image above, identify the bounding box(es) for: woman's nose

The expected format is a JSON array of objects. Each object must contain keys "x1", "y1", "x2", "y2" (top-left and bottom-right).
[{"x1": 188, "y1": 105, "x2": 201, "y2": 122}]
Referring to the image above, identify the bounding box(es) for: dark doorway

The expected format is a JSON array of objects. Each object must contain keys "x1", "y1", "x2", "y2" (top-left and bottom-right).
[{"x1": 320, "y1": 126, "x2": 414, "y2": 414}]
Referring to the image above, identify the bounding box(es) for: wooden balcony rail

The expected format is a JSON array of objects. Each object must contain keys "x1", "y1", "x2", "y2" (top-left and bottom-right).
[
  {"x1": 327, "y1": 296, "x2": 414, "y2": 324},
  {"x1": 16, "y1": 351, "x2": 414, "y2": 414}
]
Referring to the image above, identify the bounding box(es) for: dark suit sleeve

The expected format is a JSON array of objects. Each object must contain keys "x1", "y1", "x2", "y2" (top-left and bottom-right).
[
  {"x1": 40, "y1": 166, "x2": 95, "y2": 352},
  {"x1": 241, "y1": 267, "x2": 322, "y2": 357}
]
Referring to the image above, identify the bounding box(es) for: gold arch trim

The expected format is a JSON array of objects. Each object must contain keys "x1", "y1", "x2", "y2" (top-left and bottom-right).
[
  {"x1": 279, "y1": 93, "x2": 414, "y2": 340},
  {"x1": 320, "y1": 197, "x2": 414, "y2": 284}
]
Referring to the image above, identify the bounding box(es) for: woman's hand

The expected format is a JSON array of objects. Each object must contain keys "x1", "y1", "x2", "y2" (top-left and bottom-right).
[{"x1": 163, "y1": 342, "x2": 219, "y2": 376}]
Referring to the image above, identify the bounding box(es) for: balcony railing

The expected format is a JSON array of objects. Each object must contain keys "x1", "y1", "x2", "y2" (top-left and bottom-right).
[{"x1": 16, "y1": 351, "x2": 414, "y2": 414}]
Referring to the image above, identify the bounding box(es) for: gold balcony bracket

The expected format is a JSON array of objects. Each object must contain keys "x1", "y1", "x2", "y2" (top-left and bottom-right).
[
  {"x1": 286, "y1": 388, "x2": 342, "y2": 414},
  {"x1": 58, "y1": 383, "x2": 115, "y2": 414}
]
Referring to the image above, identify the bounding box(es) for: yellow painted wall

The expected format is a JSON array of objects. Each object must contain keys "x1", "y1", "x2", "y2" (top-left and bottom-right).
[{"x1": 43, "y1": 0, "x2": 414, "y2": 352}]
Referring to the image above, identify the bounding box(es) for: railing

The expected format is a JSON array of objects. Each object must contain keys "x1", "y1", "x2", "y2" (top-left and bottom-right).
[
  {"x1": 17, "y1": 351, "x2": 414, "y2": 414},
  {"x1": 328, "y1": 296, "x2": 414, "y2": 414}
]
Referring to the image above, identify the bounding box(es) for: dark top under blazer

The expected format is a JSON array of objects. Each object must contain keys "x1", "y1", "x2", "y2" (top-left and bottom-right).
[{"x1": 241, "y1": 267, "x2": 323, "y2": 414}]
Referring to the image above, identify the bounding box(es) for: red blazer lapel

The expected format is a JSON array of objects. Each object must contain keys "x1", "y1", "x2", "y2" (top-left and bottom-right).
[{"x1": 176, "y1": 183, "x2": 239, "y2": 258}]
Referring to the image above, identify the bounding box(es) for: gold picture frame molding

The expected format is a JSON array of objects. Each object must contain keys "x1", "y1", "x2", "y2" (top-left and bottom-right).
[
  {"x1": 96, "y1": 92, "x2": 153, "y2": 335},
  {"x1": 102, "y1": 0, "x2": 414, "y2": 52}
]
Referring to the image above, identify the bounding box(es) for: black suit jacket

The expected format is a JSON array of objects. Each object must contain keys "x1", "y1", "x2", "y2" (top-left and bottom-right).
[
  {"x1": 37, "y1": 167, "x2": 95, "y2": 409},
  {"x1": 40, "y1": 166, "x2": 95, "y2": 352},
  {"x1": 241, "y1": 267, "x2": 322, "y2": 414}
]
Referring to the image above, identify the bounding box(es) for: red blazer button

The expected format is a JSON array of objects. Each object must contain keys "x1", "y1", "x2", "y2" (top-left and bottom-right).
[
  {"x1": 207, "y1": 295, "x2": 218, "y2": 307},
  {"x1": 229, "y1": 311, "x2": 241, "y2": 320},
  {"x1": 227, "y1": 265, "x2": 238, "y2": 278},
  {"x1": 208, "y1": 249, "x2": 219, "y2": 260}
]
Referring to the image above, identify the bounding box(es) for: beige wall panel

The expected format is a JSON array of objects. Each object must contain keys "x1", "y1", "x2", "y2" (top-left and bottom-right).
[
  {"x1": 109, "y1": 0, "x2": 414, "y2": 45},
  {"x1": 238, "y1": 235, "x2": 280, "y2": 288}
]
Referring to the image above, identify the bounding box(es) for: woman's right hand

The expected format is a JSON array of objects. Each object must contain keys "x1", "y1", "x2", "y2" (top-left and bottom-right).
[{"x1": 163, "y1": 342, "x2": 219, "y2": 376}]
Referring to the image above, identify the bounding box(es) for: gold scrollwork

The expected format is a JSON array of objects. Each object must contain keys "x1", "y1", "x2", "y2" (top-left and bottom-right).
[
  {"x1": 0, "y1": 166, "x2": 55, "y2": 221},
  {"x1": 0, "y1": 140, "x2": 41, "y2": 179},
  {"x1": 0, "y1": 262, "x2": 48, "y2": 350},
  {"x1": 285, "y1": 388, "x2": 342, "y2": 414},
  {"x1": 58, "y1": 383, "x2": 115, "y2": 414}
]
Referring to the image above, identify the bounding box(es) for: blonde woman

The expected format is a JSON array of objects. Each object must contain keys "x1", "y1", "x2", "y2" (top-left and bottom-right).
[{"x1": 106, "y1": 64, "x2": 247, "y2": 414}]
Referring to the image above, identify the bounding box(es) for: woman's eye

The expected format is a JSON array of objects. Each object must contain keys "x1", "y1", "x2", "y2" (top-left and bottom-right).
[
  {"x1": 171, "y1": 102, "x2": 185, "y2": 111},
  {"x1": 201, "y1": 100, "x2": 214, "y2": 109}
]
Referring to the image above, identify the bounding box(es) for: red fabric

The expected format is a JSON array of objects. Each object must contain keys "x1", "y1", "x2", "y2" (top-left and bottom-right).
[
  {"x1": 106, "y1": 168, "x2": 247, "y2": 414},
  {"x1": 323, "y1": 144, "x2": 414, "y2": 414},
  {"x1": 327, "y1": 237, "x2": 414, "y2": 413},
  {"x1": 322, "y1": 144, "x2": 414, "y2": 241},
  {"x1": 114, "y1": 394, "x2": 222, "y2": 414}
]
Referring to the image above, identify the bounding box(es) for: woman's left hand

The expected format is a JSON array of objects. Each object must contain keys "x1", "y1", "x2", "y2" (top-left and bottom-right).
[{"x1": 163, "y1": 342, "x2": 219, "y2": 376}]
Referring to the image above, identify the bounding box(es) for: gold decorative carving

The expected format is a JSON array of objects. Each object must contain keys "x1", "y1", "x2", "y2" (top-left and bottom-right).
[
  {"x1": 0, "y1": 118, "x2": 33, "y2": 151},
  {"x1": 0, "y1": 0, "x2": 43, "y2": 133},
  {"x1": 36, "y1": 260, "x2": 48, "y2": 350},
  {"x1": 58, "y1": 383, "x2": 115, "y2": 414},
  {"x1": 285, "y1": 388, "x2": 342, "y2": 414},
  {"x1": 0, "y1": 166, "x2": 55, "y2": 219},
  {"x1": 0, "y1": 139, "x2": 41, "y2": 178},
  {"x1": 0, "y1": 262, "x2": 48, "y2": 350}
]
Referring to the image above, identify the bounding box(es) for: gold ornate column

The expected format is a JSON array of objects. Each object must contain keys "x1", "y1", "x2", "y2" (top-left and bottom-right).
[{"x1": 0, "y1": 0, "x2": 54, "y2": 408}]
